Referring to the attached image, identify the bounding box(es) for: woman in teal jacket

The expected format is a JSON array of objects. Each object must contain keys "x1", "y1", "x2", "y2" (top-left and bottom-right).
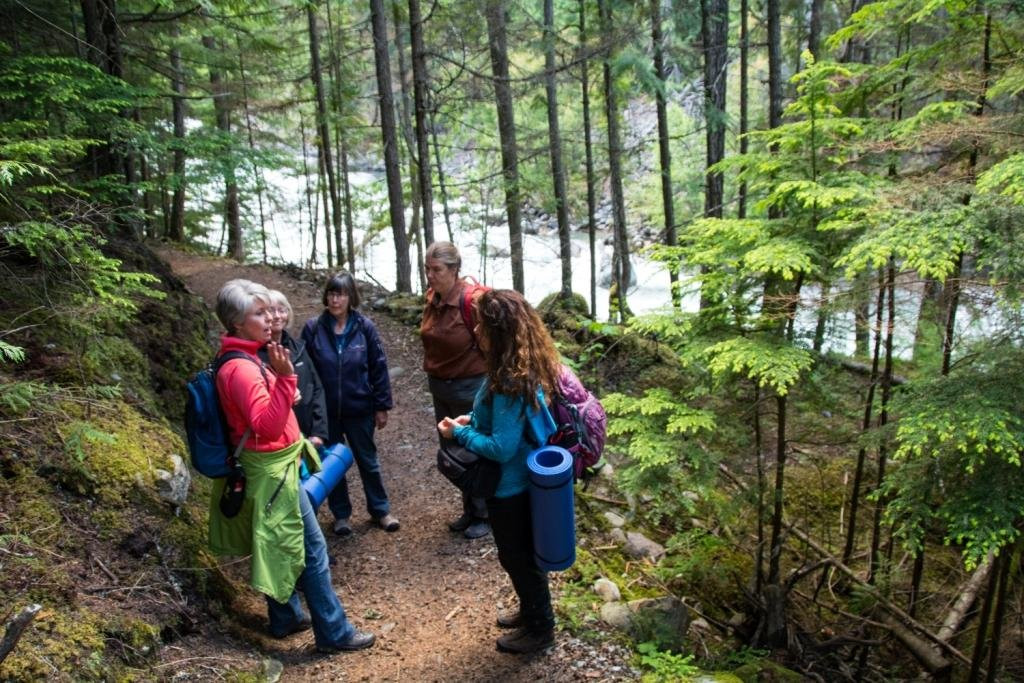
[{"x1": 438, "y1": 289, "x2": 560, "y2": 654}]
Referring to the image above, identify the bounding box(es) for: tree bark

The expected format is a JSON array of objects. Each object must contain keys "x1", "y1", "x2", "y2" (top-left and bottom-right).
[
  {"x1": 237, "y1": 46, "x2": 268, "y2": 264},
  {"x1": 307, "y1": 1, "x2": 343, "y2": 269},
  {"x1": 485, "y1": 0, "x2": 525, "y2": 293},
  {"x1": 937, "y1": 554, "x2": 994, "y2": 642},
  {"x1": 651, "y1": 0, "x2": 679, "y2": 308},
  {"x1": 839, "y1": 270, "x2": 888, "y2": 565},
  {"x1": 544, "y1": 0, "x2": 572, "y2": 299},
  {"x1": 429, "y1": 105, "x2": 454, "y2": 242},
  {"x1": 580, "y1": 0, "x2": 598, "y2": 318},
  {"x1": 202, "y1": 36, "x2": 242, "y2": 261},
  {"x1": 738, "y1": 0, "x2": 749, "y2": 218},
  {"x1": 599, "y1": 0, "x2": 631, "y2": 321},
  {"x1": 393, "y1": 3, "x2": 425, "y2": 291},
  {"x1": 370, "y1": 0, "x2": 412, "y2": 292},
  {"x1": 767, "y1": 0, "x2": 782, "y2": 131},
  {"x1": 701, "y1": 0, "x2": 728, "y2": 219},
  {"x1": 808, "y1": 0, "x2": 824, "y2": 59},
  {"x1": 868, "y1": 258, "x2": 896, "y2": 585},
  {"x1": 762, "y1": 393, "x2": 789, "y2": 646},
  {"x1": 168, "y1": 27, "x2": 186, "y2": 243},
  {"x1": 409, "y1": 0, "x2": 435, "y2": 246}
]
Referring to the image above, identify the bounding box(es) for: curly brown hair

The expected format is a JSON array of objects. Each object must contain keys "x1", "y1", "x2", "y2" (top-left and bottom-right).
[{"x1": 477, "y1": 289, "x2": 561, "y2": 406}]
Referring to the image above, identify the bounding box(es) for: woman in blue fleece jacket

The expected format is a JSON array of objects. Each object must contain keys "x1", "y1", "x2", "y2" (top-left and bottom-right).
[{"x1": 438, "y1": 289, "x2": 561, "y2": 655}]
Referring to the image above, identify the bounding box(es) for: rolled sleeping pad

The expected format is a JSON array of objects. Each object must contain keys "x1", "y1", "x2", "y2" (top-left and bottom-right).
[
  {"x1": 527, "y1": 445, "x2": 576, "y2": 571},
  {"x1": 303, "y1": 443, "x2": 354, "y2": 508}
]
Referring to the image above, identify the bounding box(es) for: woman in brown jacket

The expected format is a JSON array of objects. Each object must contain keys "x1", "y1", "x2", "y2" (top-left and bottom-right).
[{"x1": 420, "y1": 241, "x2": 490, "y2": 539}]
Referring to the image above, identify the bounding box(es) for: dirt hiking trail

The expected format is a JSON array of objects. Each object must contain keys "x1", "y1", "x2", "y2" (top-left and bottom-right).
[{"x1": 157, "y1": 246, "x2": 635, "y2": 682}]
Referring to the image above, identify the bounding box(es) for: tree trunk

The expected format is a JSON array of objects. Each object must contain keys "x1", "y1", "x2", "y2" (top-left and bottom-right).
[
  {"x1": 767, "y1": 0, "x2": 782, "y2": 131},
  {"x1": 651, "y1": 0, "x2": 679, "y2": 308},
  {"x1": 599, "y1": 0, "x2": 631, "y2": 321},
  {"x1": 300, "y1": 113, "x2": 317, "y2": 266},
  {"x1": 754, "y1": 384, "x2": 765, "y2": 593},
  {"x1": 238, "y1": 46, "x2": 268, "y2": 264},
  {"x1": 967, "y1": 551, "x2": 1000, "y2": 682},
  {"x1": 485, "y1": 0, "x2": 525, "y2": 293},
  {"x1": 738, "y1": 0, "x2": 748, "y2": 218},
  {"x1": 408, "y1": 0, "x2": 435, "y2": 246},
  {"x1": 842, "y1": 272, "x2": 883, "y2": 569},
  {"x1": 762, "y1": 393, "x2": 789, "y2": 646},
  {"x1": 391, "y1": 0, "x2": 423, "y2": 290},
  {"x1": 202, "y1": 36, "x2": 242, "y2": 261},
  {"x1": 808, "y1": 0, "x2": 824, "y2": 58},
  {"x1": 984, "y1": 541, "x2": 1015, "y2": 682},
  {"x1": 543, "y1": 0, "x2": 572, "y2": 299},
  {"x1": 868, "y1": 258, "x2": 896, "y2": 585},
  {"x1": 324, "y1": 0, "x2": 349, "y2": 268},
  {"x1": 307, "y1": 1, "x2": 344, "y2": 269},
  {"x1": 393, "y1": 2, "x2": 425, "y2": 291},
  {"x1": 429, "y1": 106, "x2": 455, "y2": 243},
  {"x1": 317, "y1": 140, "x2": 330, "y2": 266},
  {"x1": 580, "y1": 0, "x2": 597, "y2": 319},
  {"x1": 701, "y1": 0, "x2": 728, "y2": 219},
  {"x1": 168, "y1": 28, "x2": 186, "y2": 243},
  {"x1": 370, "y1": 0, "x2": 412, "y2": 292}
]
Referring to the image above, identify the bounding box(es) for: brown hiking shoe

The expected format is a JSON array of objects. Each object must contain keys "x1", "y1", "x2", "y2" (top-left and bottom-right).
[
  {"x1": 496, "y1": 627, "x2": 554, "y2": 654},
  {"x1": 496, "y1": 610, "x2": 523, "y2": 628}
]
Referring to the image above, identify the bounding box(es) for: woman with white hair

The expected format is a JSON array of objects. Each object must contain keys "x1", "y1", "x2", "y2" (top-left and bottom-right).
[
  {"x1": 259, "y1": 289, "x2": 328, "y2": 448},
  {"x1": 207, "y1": 279, "x2": 374, "y2": 653}
]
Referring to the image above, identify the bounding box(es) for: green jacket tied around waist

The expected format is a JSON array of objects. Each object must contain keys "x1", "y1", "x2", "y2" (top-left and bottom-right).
[{"x1": 207, "y1": 438, "x2": 321, "y2": 603}]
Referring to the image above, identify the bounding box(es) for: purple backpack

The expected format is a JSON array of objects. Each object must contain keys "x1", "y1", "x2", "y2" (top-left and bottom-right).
[{"x1": 548, "y1": 365, "x2": 607, "y2": 480}]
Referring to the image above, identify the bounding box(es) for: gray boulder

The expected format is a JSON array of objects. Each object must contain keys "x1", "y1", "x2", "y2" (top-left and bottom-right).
[
  {"x1": 623, "y1": 531, "x2": 666, "y2": 563},
  {"x1": 154, "y1": 454, "x2": 190, "y2": 508}
]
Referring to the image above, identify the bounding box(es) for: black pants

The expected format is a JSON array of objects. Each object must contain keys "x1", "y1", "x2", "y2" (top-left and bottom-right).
[
  {"x1": 488, "y1": 491, "x2": 554, "y2": 633},
  {"x1": 429, "y1": 374, "x2": 488, "y2": 520}
]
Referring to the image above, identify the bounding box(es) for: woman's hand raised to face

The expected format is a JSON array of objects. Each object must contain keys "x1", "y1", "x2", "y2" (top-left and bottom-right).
[{"x1": 266, "y1": 341, "x2": 294, "y2": 376}]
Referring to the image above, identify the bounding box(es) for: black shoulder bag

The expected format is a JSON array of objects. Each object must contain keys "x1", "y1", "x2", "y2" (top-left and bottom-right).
[{"x1": 437, "y1": 443, "x2": 502, "y2": 499}]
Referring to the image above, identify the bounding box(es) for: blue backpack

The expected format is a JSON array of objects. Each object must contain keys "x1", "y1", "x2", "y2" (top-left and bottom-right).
[{"x1": 185, "y1": 351, "x2": 263, "y2": 478}]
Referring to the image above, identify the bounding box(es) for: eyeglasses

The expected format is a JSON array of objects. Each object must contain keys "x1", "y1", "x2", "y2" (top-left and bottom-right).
[{"x1": 326, "y1": 291, "x2": 350, "y2": 300}]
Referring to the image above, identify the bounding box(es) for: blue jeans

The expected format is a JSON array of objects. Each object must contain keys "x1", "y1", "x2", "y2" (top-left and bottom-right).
[
  {"x1": 266, "y1": 488, "x2": 356, "y2": 648},
  {"x1": 327, "y1": 414, "x2": 390, "y2": 520}
]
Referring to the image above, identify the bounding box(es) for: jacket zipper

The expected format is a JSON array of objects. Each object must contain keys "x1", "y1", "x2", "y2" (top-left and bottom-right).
[{"x1": 264, "y1": 461, "x2": 294, "y2": 513}]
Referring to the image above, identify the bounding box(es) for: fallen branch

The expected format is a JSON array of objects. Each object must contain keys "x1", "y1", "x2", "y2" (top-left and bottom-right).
[
  {"x1": 577, "y1": 491, "x2": 629, "y2": 507},
  {"x1": 884, "y1": 616, "x2": 951, "y2": 676},
  {"x1": 718, "y1": 463, "x2": 970, "y2": 669},
  {"x1": 937, "y1": 553, "x2": 993, "y2": 643},
  {"x1": 0, "y1": 603, "x2": 42, "y2": 665}
]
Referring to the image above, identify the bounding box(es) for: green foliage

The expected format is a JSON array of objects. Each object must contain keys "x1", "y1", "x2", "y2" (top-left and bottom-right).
[
  {"x1": 879, "y1": 343, "x2": 1024, "y2": 568},
  {"x1": 703, "y1": 337, "x2": 813, "y2": 396},
  {"x1": 635, "y1": 642, "x2": 699, "y2": 682},
  {"x1": 0, "y1": 340, "x2": 25, "y2": 363},
  {"x1": 4, "y1": 221, "x2": 164, "y2": 324}
]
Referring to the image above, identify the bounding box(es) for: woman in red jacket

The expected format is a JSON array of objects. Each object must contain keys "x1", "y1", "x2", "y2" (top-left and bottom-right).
[{"x1": 207, "y1": 279, "x2": 373, "y2": 653}]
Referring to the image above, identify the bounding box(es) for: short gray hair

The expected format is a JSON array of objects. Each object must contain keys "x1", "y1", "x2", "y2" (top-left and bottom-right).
[
  {"x1": 267, "y1": 289, "x2": 292, "y2": 322},
  {"x1": 216, "y1": 279, "x2": 272, "y2": 333},
  {"x1": 425, "y1": 241, "x2": 461, "y2": 273}
]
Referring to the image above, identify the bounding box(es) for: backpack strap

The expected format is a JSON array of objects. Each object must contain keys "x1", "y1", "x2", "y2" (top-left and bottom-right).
[
  {"x1": 213, "y1": 350, "x2": 268, "y2": 467},
  {"x1": 458, "y1": 278, "x2": 480, "y2": 349}
]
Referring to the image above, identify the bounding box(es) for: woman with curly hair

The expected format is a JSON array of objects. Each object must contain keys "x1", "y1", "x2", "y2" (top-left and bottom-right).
[{"x1": 437, "y1": 289, "x2": 560, "y2": 654}]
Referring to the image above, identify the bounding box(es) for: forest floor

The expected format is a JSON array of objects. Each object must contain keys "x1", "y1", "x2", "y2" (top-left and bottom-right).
[{"x1": 154, "y1": 245, "x2": 637, "y2": 682}]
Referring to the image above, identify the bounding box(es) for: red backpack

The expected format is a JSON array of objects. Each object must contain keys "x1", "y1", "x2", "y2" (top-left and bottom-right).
[
  {"x1": 458, "y1": 276, "x2": 491, "y2": 348},
  {"x1": 548, "y1": 365, "x2": 607, "y2": 480}
]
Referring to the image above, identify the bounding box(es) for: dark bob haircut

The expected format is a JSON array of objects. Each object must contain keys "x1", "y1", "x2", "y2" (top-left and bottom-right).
[{"x1": 322, "y1": 272, "x2": 361, "y2": 309}]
